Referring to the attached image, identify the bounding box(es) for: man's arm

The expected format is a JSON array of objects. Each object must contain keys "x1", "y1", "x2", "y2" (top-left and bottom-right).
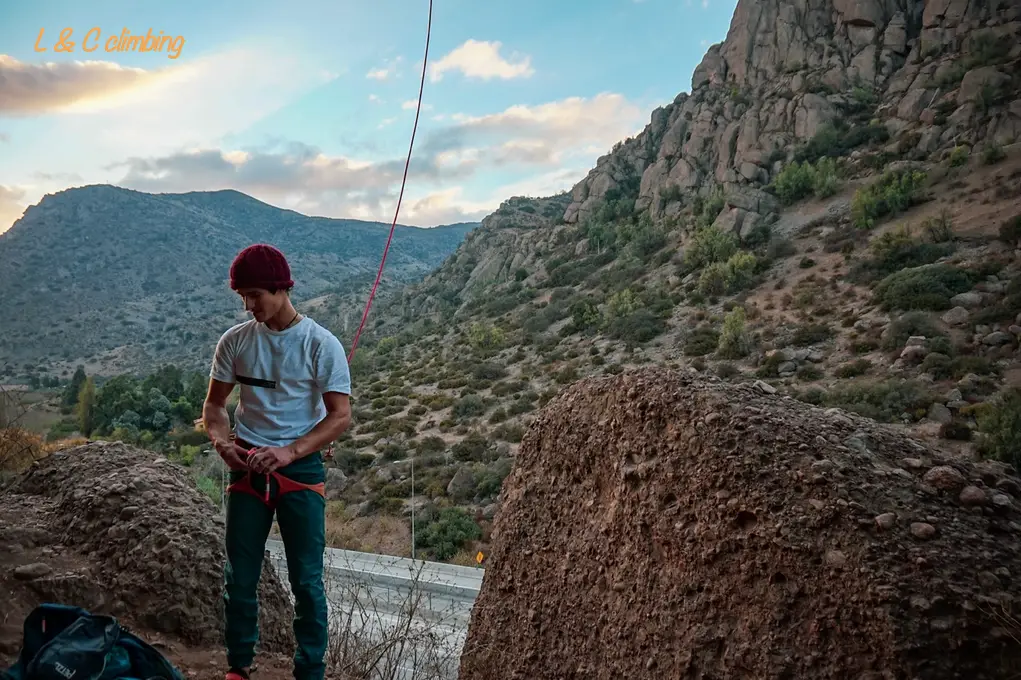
[
  {"x1": 285, "y1": 391, "x2": 351, "y2": 459},
  {"x1": 202, "y1": 378, "x2": 236, "y2": 444}
]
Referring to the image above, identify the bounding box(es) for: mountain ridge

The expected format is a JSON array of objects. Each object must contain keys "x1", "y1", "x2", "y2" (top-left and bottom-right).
[{"x1": 0, "y1": 183, "x2": 479, "y2": 379}]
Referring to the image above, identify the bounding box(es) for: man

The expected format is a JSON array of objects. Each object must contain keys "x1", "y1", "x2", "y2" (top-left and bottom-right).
[{"x1": 202, "y1": 243, "x2": 352, "y2": 680}]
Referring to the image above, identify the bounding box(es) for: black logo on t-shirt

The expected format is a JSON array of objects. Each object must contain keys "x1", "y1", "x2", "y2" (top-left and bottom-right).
[{"x1": 236, "y1": 374, "x2": 277, "y2": 389}]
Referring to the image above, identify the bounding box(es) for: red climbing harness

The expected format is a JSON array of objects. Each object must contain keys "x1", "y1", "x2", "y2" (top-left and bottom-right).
[{"x1": 225, "y1": 447, "x2": 326, "y2": 509}]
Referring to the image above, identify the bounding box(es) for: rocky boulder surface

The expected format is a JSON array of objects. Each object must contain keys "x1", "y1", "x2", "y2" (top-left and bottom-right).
[
  {"x1": 459, "y1": 368, "x2": 1021, "y2": 679},
  {"x1": 0, "y1": 442, "x2": 294, "y2": 654},
  {"x1": 562, "y1": 0, "x2": 1021, "y2": 229}
]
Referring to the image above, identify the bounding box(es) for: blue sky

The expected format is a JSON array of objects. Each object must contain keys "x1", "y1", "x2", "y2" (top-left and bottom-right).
[{"x1": 0, "y1": 0, "x2": 739, "y2": 233}]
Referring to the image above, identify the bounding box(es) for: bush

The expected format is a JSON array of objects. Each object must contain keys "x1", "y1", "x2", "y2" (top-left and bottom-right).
[
  {"x1": 834, "y1": 358, "x2": 871, "y2": 378},
  {"x1": 975, "y1": 388, "x2": 1021, "y2": 470},
  {"x1": 851, "y1": 169, "x2": 928, "y2": 229},
  {"x1": 716, "y1": 307, "x2": 750, "y2": 359},
  {"x1": 920, "y1": 352, "x2": 953, "y2": 380},
  {"x1": 790, "y1": 323, "x2": 833, "y2": 346},
  {"x1": 848, "y1": 225, "x2": 955, "y2": 284},
  {"x1": 999, "y1": 215, "x2": 1021, "y2": 248},
  {"x1": 793, "y1": 122, "x2": 889, "y2": 164},
  {"x1": 873, "y1": 264, "x2": 973, "y2": 311},
  {"x1": 771, "y1": 157, "x2": 841, "y2": 204},
  {"x1": 451, "y1": 431, "x2": 493, "y2": 462},
  {"x1": 881, "y1": 311, "x2": 944, "y2": 351},
  {"x1": 823, "y1": 379, "x2": 937, "y2": 422},
  {"x1": 684, "y1": 226, "x2": 739, "y2": 270},
  {"x1": 684, "y1": 326, "x2": 720, "y2": 356},
  {"x1": 453, "y1": 394, "x2": 487, "y2": 419},
  {"x1": 414, "y1": 506, "x2": 483, "y2": 561}
]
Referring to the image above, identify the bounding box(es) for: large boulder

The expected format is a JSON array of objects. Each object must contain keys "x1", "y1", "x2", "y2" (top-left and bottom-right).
[
  {"x1": 459, "y1": 369, "x2": 1021, "y2": 680},
  {"x1": 1, "y1": 442, "x2": 294, "y2": 652}
]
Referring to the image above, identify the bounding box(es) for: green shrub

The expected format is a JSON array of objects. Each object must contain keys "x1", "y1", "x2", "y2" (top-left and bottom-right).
[
  {"x1": 975, "y1": 388, "x2": 1021, "y2": 470},
  {"x1": 684, "y1": 326, "x2": 720, "y2": 356},
  {"x1": 797, "y1": 365, "x2": 823, "y2": 381},
  {"x1": 451, "y1": 431, "x2": 493, "y2": 462},
  {"x1": 684, "y1": 226, "x2": 739, "y2": 270},
  {"x1": 791, "y1": 323, "x2": 833, "y2": 346},
  {"x1": 920, "y1": 352, "x2": 953, "y2": 380},
  {"x1": 771, "y1": 157, "x2": 841, "y2": 204},
  {"x1": 834, "y1": 358, "x2": 871, "y2": 378},
  {"x1": 873, "y1": 264, "x2": 973, "y2": 311},
  {"x1": 851, "y1": 169, "x2": 928, "y2": 229},
  {"x1": 981, "y1": 143, "x2": 1006, "y2": 165},
  {"x1": 823, "y1": 379, "x2": 937, "y2": 422},
  {"x1": 849, "y1": 225, "x2": 955, "y2": 283},
  {"x1": 414, "y1": 506, "x2": 483, "y2": 561},
  {"x1": 716, "y1": 307, "x2": 750, "y2": 359},
  {"x1": 999, "y1": 215, "x2": 1021, "y2": 248},
  {"x1": 948, "y1": 146, "x2": 969, "y2": 167},
  {"x1": 882, "y1": 311, "x2": 944, "y2": 351},
  {"x1": 793, "y1": 122, "x2": 889, "y2": 164},
  {"x1": 453, "y1": 394, "x2": 486, "y2": 419}
]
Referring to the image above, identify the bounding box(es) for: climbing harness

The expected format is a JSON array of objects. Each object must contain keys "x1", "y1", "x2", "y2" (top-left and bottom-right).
[
  {"x1": 225, "y1": 447, "x2": 326, "y2": 509},
  {"x1": 323, "y1": 0, "x2": 433, "y2": 462}
]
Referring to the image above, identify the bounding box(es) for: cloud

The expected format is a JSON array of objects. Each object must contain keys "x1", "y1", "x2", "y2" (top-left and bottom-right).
[
  {"x1": 0, "y1": 54, "x2": 175, "y2": 115},
  {"x1": 0, "y1": 185, "x2": 27, "y2": 235},
  {"x1": 402, "y1": 99, "x2": 433, "y2": 111},
  {"x1": 99, "y1": 92, "x2": 645, "y2": 227},
  {"x1": 366, "y1": 56, "x2": 403, "y2": 81},
  {"x1": 8, "y1": 47, "x2": 336, "y2": 172},
  {"x1": 424, "y1": 92, "x2": 644, "y2": 165},
  {"x1": 429, "y1": 40, "x2": 534, "y2": 82}
]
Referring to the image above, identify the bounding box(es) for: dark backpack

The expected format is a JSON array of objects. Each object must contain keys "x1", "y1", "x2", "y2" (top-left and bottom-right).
[{"x1": 1, "y1": 604, "x2": 185, "y2": 680}]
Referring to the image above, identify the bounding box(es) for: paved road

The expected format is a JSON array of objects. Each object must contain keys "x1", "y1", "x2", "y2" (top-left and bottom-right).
[{"x1": 265, "y1": 539, "x2": 483, "y2": 679}]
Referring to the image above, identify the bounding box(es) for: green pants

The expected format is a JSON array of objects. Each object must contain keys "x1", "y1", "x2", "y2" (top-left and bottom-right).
[{"x1": 223, "y1": 453, "x2": 328, "y2": 680}]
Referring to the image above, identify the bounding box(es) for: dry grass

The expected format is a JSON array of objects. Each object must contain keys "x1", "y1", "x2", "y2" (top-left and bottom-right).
[
  {"x1": 260, "y1": 545, "x2": 473, "y2": 680},
  {"x1": 322, "y1": 560, "x2": 461, "y2": 679},
  {"x1": 321, "y1": 504, "x2": 413, "y2": 557}
]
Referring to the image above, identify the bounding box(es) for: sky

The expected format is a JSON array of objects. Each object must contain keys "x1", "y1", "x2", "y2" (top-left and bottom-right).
[{"x1": 0, "y1": 0, "x2": 739, "y2": 234}]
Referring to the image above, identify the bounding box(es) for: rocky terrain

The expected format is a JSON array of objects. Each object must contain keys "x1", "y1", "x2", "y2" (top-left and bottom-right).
[
  {"x1": 0, "y1": 442, "x2": 295, "y2": 677},
  {"x1": 459, "y1": 368, "x2": 1021, "y2": 679},
  {"x1": 0, "y1": 185, "x2": 477, "y2": 379}
]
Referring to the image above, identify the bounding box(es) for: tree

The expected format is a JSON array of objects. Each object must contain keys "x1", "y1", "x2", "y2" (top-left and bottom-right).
[
  {"x1": 62, "y1": 366, "x2": 87, "y2": 409},
  {"x1": 77, "y1": 377, "x2": 96, "y2": 436}
]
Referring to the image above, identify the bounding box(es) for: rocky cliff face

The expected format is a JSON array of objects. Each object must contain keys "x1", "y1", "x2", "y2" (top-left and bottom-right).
[{"x1": 562, "y1": 0, "x2": 1021, "y2": 231}]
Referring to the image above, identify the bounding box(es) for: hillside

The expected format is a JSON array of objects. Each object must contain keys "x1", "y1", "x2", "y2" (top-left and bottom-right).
[
  {"x1": 0, "y1": 185, "x2": 477, "y2": 379},
  {"x1": 314, "y1": 0, "x2": 1021, "y2": 560}
]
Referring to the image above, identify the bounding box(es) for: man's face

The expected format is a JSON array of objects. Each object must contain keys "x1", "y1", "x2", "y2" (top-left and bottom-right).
[{"x1": 237, "y1": 288, "x2": 284, "y2": 323}]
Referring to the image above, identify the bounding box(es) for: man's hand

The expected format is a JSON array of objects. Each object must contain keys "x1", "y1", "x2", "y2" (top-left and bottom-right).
[
  {"x1": 212, "y1": 438, "x2": 249, "y2": 471},
  {"x1": 247, "y1": 446, "x2": 296, "y2": 474}
]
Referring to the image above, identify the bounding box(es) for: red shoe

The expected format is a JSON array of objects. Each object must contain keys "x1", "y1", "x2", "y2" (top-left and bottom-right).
[{"x1": 225, "y1": 668, "x2": 249, "y2": 680}]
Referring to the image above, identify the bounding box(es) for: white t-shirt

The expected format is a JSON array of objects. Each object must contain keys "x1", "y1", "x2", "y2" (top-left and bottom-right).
[{"x1": 209, "y1": 316, "x2": 352, "y2": 448}]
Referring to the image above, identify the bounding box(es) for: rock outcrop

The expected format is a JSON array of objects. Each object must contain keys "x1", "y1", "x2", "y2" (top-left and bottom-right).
[
  {"x1": 561, "y1": 0, "x2": 1021, "y2": 227},
  {"x1": 459, "y1": 368, "x2": 1021, "y2": 679},
  {"x1": 0, "y1": 442, "x2": 294, "y2": 653}
]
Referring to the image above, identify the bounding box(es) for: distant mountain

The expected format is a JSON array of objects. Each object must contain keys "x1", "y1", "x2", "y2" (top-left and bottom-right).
[{"x1": 0, "y1": 184, "x2": 478, "y2": 378}]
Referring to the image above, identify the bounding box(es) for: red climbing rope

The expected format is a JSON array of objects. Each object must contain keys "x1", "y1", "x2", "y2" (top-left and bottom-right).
[{"x1": 346, "y1": 0, "x2": 434, "y2": 363}]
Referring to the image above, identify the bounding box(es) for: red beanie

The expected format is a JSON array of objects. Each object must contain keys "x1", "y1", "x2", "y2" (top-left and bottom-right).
[{"x1": 230, "y1": 244, "x2": 294, "y2": 290}]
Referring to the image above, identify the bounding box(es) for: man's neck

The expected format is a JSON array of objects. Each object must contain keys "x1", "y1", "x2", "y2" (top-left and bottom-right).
[{"x1": 265, "y1": 303, "x2": 299, "y2": 331}]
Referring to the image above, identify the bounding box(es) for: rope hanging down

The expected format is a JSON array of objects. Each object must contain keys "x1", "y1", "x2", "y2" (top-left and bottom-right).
[{"x1": 346, "y1": 0, "x2": 434, "y2": 363}]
